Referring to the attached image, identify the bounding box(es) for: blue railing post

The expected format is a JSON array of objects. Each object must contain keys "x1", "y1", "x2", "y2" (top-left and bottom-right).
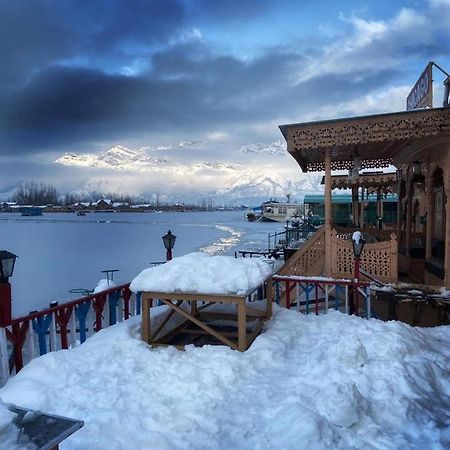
[
  {"x1": 32, "y1": 314, "x2": 53, "y2": 355},
  {"x1": 74, "y1": 302, "x2": 91, "y2": 344}
]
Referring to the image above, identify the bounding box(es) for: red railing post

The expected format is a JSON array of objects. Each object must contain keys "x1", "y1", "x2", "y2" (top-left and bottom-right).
[
  {"x1": 285, "y1": 280, "x2": 291, "y2": 309},
  {"x1": 122, "y1": 287, "x2": 131, "y2": 319},
  {"x1": 6, "y1": 322, "x2": 29, "y2": 373},
  {"x1": 55, "y1": 306, "x2": 73, "y2": 349},
  {"x1": 92, "y1": 294, "x2": 107, "y2": 332}
]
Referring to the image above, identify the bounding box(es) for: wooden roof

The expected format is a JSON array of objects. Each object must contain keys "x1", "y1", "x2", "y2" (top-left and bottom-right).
[{"x1": 279, "y1": 107, "x2": 450, "y2": 173}]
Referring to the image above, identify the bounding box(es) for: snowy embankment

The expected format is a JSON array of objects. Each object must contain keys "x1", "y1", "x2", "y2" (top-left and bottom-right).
[{"x1": 1, "y1": 308, "x2": 450, "y2": 450}]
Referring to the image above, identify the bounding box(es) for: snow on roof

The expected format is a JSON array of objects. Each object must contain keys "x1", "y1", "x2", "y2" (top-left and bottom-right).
[
  {"x1": 130, "y1": 252, "x2": 272, "y2": 295},
  {"x1": 1, "y1": 308, "x2": 449, "y2": 449}
]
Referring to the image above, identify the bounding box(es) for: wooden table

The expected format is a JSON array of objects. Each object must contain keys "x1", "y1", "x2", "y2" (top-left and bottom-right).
[{"x1": 141, "y1": 280, "x2": 273, "y2": 352}]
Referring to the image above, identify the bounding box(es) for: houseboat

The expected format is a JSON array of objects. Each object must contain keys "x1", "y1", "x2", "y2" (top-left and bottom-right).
[{"x1": 260, "y1": 199, "x2": 303, "y2": 222}]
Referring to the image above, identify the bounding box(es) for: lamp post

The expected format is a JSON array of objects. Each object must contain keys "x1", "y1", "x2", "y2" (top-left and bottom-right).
[
  {"x1": 351, "y1": 232, "x2": 365, "y2": 316},
  {"x1": 0, "y1": 250, "x2": 18, "y2": 326},
  {"x1": 162, "y1": 230, "x2": 176, "y2": 261}
]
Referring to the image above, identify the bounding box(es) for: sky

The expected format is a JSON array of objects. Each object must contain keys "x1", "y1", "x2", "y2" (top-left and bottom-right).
[{"x1": 1, "y1": 0, "x2": 450, "y2": 201}]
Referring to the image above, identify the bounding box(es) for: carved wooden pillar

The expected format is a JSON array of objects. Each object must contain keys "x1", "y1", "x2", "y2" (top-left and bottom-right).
[
  {"x1": 380, "y1": 192, "x2": 384, "y2": 226},
  {"x1": 324, "y1": 149, "x2": 332, "y2": 276},
  {"x1": 352, "y1": 185, "x2": 358, "y2": 227},
  {"x1": 405, "y1": 169, "x2": 412, "y2": 260},
  {"x1": 425, "y1": 163, "x2": 433, "y2": 260},
  {"x1": 359, "y1": 188, "x2": 365, "y2": 228},
  {"x1": 444, "y1": 155, "x2": 450, "y2": 288}
]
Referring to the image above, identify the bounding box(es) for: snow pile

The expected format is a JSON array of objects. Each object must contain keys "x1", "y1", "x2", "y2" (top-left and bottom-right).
[
  {"x1": 93, "y1": 279, "x2": 116, "y2": 294},
  {"x1": 0, "y1": 399, "x2": 22, "y2": 450},
  {"x1": 130, "y1": 252, "x2": 272, "y2": 295},
  {"x1": 1, "y1": 308, "x2": 449, "y2": 449}
]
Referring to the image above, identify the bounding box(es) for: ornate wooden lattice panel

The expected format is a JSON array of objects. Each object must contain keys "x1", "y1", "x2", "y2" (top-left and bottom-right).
[
  {"x1": 277, "y1": 226, "x2": 325, "y2": 277},
  {"x1": 331, "y1": 229, "x2": 398, "y2": 282},
  {"x1": 285, "y1": 108, "x2": 450, "y2": 172}
]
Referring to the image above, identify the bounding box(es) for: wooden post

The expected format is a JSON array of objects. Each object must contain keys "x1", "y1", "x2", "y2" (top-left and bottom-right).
[
  {"x1": 265, "y1": 278, "x2": 273, "y2": 319},
  {"x1": 141, "y1": 295, "x2": 150, "y2": 344},
  {"x1": 324, "y1": 149, "x2": 332, "y2": 276},
  {"x1": 425, "y1": 163, "x2": 433, "y2": 260},
  {"x1": 359, "y1": 188, "x2": 365, "y2": 228},
  {"x1": 405, "y1": 175, "x2": 412, "y2": 263},
  {"x1": 237, "y1": 301, "x2": 247, "y2": 352},
  {"x1": 352, "y1": 186, "x2": 358, "y2": 227},
  {"x1": 444, "y1": 155, "x2": 450, "y2": 287}
]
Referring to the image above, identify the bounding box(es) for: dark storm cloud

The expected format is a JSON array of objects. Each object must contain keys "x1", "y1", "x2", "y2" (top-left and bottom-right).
[
  {"x1": 0, "y1": 30, "x2": 404, "y2": 157},
  {"x1": 2, "y1": 0, "x2": 447, "y2": 159},
  {"x1": 0, "y1": 0, "x2": 186, "y2": 84}
]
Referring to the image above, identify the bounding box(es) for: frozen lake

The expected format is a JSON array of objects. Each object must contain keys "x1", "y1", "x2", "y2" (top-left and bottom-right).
[{"x1": 0, "y1": 211, "x2": 282, "y2": 317}]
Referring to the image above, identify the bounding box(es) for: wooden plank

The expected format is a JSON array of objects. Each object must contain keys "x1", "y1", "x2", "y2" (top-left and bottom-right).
[
  {"x1": 181, "y1": 328, "x2": 239, "y2": 337},
  {"x1": 198, "y1": 311, "x2": 239, "y2": 321},
  {"x1": 150, "y1": 300, "x2": 183, "y2": 341},
  {"x1": 154, "y1": 319, "x2": 191, "y2": 344},
  {"x1": 245, "y1": 306, "x2": 267, "y2": 318},
  {"x1": 237, "y1": 302, "x2": 247, "y2": 352},
  {"x1": 159, "y1": 299, "x2": 238, "y2": 350},
  {"x1": 140, "y1": 291, "x2": 244, "y2": 304}
]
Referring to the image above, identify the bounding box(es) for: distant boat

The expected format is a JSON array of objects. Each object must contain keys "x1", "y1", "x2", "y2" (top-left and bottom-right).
[
  {"x1": 20, "y1": 207, "x2": 43, "y2": 216},
  {"x1": 77, "y1": 211, "x2": 86, "y2": 216},
  {"x1": 260, "y1": 199, "x2": 302, "y2": 223}
]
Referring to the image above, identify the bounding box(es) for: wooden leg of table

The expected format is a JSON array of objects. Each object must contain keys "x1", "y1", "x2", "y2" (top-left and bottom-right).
[
  {"x1": 142, "y1": 296, "x2": 150, "y2": 344},
  {"x1": 266, "y1": 279, "x2": 273, "y2": 319},
  {"x1": 238, "y1": 301, "x2": 247, "y2": 352},
  {"x1": 191, "y1": 300, "x2": 198, "y2": 316}
]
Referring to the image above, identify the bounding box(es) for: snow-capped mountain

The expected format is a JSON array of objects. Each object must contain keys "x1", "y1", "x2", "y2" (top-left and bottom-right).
[
  {"x1": 239, "y1": 140, "x2": 287, "y2": 156},
  {"x1": 55, "y1": 145, "x2": 167, "y2": 171},
  {"x1": 54, "y1": 142, "x2": 323, "y2": 205}
]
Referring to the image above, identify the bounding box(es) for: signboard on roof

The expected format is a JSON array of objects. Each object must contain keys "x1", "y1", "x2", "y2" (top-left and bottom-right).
[{"x1": 406, "y1": 62, "x2": 433, "y2": 110}]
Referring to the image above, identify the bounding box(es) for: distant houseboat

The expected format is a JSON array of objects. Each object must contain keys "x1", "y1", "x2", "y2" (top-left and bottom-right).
[
  {"x1": 20, "y1": 207, "x2": 43, "y2": 216},
  {"x1": 260, "y1": 200, "x2": 303, "y2": 222}
]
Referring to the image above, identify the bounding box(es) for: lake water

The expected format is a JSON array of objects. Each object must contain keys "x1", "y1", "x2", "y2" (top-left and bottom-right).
[{"x1": 0, "y1": 211, "x2": 282, "y2": 316}]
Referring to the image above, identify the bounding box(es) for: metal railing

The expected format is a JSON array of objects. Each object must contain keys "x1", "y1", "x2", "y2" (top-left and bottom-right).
[
  {"x1": 0, "y1": 284, "x2": 139, "y2": 387},
  {"x1": 272, "y1": 274, "x2": 371, "y2": 317}
]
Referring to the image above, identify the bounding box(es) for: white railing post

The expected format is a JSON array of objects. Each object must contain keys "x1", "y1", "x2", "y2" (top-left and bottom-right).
[
  {"x1": 25, "y1": 320, "x2": 35, "y2": 363},
  {"x1": 0, "y1": 327, "x2": 9, "y2": 386},
  {"x1": 69, "y1": 312, "x2": 77, "y2": 348},
  {"x1": 49, "y1": 313, "x2": 57, "y2": 352}
]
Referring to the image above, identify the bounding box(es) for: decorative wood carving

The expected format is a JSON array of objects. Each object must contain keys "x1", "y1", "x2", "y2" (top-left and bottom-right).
[
  {"x1": 331, "y1": 229, "x2": 398, "y2": 282},
  {"x1": 283, "y1": 108, "x2": 450, "y2": 172}
]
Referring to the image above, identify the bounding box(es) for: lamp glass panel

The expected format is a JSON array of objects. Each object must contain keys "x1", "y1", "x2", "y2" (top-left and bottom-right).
[{"x1": 1, "y1": 257, "x2": 14, "y2": 278}]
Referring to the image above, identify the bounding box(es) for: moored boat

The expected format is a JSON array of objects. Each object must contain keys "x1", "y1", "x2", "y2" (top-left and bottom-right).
[{"x1": 260, "y1": 199, "x2": 302, "y2": 222}]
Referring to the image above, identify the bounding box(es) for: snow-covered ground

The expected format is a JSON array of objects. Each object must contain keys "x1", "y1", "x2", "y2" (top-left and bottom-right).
[{"x1": 1, "y1": 307, "x2": 449, "y2": 449}]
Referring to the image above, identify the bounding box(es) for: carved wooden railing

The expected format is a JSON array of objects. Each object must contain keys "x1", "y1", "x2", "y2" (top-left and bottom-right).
[
  {"x1": 333, "y1": 225, "x2": 393, "y2": 242},
  {"x1": 331, "y1": 228, "x2": 398, "y2": 282},
  {"x1": 277, "y1": 225, "x2": 325, "y2": 276}
]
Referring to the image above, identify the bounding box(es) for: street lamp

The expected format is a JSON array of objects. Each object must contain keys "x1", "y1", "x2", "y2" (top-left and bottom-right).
[
  {"x1": 351, "y1": 232, "x2": 365, "y2": 315},
  {"x1": 162, "y1": 230, "x2": 176, "y2": 261},
  {"x1": 0, "y1": 250, "x2": 18, "y2": 326}
]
